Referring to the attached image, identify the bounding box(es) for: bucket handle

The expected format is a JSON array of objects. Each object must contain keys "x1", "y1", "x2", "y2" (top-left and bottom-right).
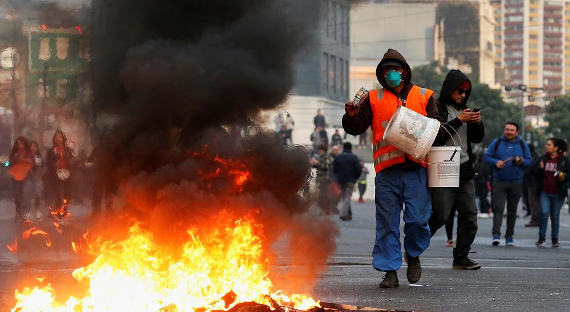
[
  {"x1": 416, "y1": 123, "x2": 462, "y2": 166},
  {"x1": 438, "y1": 124, "x2": 462, "y2": 162}
]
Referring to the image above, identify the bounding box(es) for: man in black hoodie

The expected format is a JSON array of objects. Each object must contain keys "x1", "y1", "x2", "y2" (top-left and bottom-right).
[
  {"x1": 343, "y1": 49, "x2": 441, "y2": 288},
  {"x1": 429, "y1": 70, "x2": 484, "y2": 270}
]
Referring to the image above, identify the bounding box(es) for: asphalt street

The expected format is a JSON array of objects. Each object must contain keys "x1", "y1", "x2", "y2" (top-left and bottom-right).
[
  {"x1": 0, "y1": 199, "x2": 568, "y2": 311},
  {"x1": 313, "y1": 200, "x2": 570, "y2": 312}
]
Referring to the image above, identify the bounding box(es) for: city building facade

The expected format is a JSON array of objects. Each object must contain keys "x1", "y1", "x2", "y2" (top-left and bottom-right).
[{"x1": 278, "y1": 0, "x2": 352, "y2": 145}]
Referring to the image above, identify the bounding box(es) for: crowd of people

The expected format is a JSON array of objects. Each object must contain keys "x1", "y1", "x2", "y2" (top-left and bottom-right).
[
  {"x1": 340, "y1": 48, "x2": 568, "y2": 288},
  {"x1": 6, "y1": 129, "x2": 109, "y2": 222},
  {"x1": 309, "y1": 141, "x2": 369, "y2": 219}
]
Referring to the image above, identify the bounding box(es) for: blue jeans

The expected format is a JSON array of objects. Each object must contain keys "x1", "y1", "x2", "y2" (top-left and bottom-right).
[
  {"x1": 372, "y1": 166, "x2": 431, "y2": 271},
  {"x1": 539, "y1": 192, "x2": 564, "y2": 241}
]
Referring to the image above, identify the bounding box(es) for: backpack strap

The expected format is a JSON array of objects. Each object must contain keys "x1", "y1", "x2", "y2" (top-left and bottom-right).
[
  {"x1": 493, "y1": 138, "x2": 503, "y2": 155},
  {"x1": 494, "y1": 137, "x2": 527, "y2": 158}
]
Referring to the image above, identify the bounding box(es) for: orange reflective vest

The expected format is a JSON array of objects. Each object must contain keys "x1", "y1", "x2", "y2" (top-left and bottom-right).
[{"x1": 370, "y1": 85, "x2": 434, "y2": 173}]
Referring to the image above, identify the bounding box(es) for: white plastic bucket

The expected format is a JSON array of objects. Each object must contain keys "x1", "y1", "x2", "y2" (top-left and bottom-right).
[
  {"x1": 427, "y1": 146, "x2": 461, "y2": 187},
  {"x1": 382, "y1": 106, "x2": 440, "y2": 160}
]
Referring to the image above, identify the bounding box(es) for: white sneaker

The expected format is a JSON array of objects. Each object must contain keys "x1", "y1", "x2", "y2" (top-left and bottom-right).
[{"x1": 478, "y1": 213, "x2": 490, "y2": 219}]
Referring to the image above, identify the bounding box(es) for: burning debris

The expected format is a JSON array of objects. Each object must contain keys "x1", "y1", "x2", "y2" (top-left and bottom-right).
[{"x1": 8, "y1": 0, "x2": 339, "y2": 311}]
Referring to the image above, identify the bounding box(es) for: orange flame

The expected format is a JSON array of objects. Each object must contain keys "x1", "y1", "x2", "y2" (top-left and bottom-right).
[
  {"x1": 6, "y1": 238, "x2": 18, "y2": 253},
  {"x1": 21, "y1": 227, "x2": 53, "y2": 248},
  {"x1": 12, "y1": 211, "x2": 319, "y2": 311}
]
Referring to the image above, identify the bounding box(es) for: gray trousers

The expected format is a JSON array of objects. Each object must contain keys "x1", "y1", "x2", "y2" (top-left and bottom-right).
[
  {"x1": 492, "y1": 181, "x2": 522, "y2": 237},
  {"x1": 429, "y1": 179, "x2": 478, "y2": 259},
  {"x1": 338, "y1": 182, "x2": 355, "y2": 218}
]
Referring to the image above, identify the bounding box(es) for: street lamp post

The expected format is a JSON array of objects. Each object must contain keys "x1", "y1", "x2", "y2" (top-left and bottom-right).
[{"x1": 518, "y1": 84, "x2": 527, "y2": 139}]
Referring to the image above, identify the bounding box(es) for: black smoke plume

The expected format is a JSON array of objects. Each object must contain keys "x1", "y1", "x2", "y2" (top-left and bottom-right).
[{"x1": 86, "y1": 0, "x2": 338, "y2": 292}]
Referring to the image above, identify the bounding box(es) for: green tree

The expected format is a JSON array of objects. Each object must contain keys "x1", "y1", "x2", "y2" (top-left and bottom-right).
[
  {"x1": 545, "y1": 95, "x2": 570, "y2": 143},
  {"x1": 469, "y1": 82, "x2": 520, "y2": 146},
  {"x1": 412, "y1": 63, "x2": 520, "y2": 146},
  {"x1": 411, "y1": 61, "x2": 445, "y2": 97}
]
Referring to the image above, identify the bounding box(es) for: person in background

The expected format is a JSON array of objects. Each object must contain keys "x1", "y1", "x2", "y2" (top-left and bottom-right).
[
  {"x1": 8, "y1": 136, "x2": 33, "y2": 221},
  {"x1": 444, "y1": 208, "x2": 456, "y2": 247},
  {"x1": 45, "y1": 130, "x2": 75, "y2": 214},
  {"x1": 26, "y1": 141, "x2": 44, "y2": 219},
  {"x1": 330, "y1": 145, "x2": 340, "y2": 159},
  {"x1": 357, "y1": 160, "x2": 369, "y2": 203},
  {"x1": 474, "y1": 153, "x2": 492, "y2": 217},
  {"x1": 331, "y1": 129, "x2": 343, "y2": 147},
  {"x1": 311, "y1": 144, "x2": 335, "y2": 214},
  {"x1": 314, "y1": 109, "x2": 326, "y2": 129},
  {"x1": 310, "y1": 127, "x2": 323, "y2": 153},
  {"x1": 285, "y1": 113, "x2": 294, "y2": 143},
  {"x1": 333, "y1": 142, "x2": 362, "y2": 221},
  {"x1": 534, "y1": 138, "x2": 569, "y2": 247},
  {"x1": 484, "y1": 122, "x2": 532, "y2": 246},
  {"x1": 523, "y1": 144, "x2": 540, "y2": 227},
  {"x1": 273, "y1": 111, "x2": 285, "y2": 132},
  {"x1": 278, "y1": 125, "x2": 290, "y2": 145},
  {"x1": 359, "y1": 131, "x2": 367, "y2": 149}
]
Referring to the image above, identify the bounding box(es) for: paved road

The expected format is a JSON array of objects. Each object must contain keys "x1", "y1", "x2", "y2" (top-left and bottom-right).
[
  {"x1": 313, "y1": 200, "x2": 570, "y2": 312},
  {"x1": 0, "y1": 199, "x2": 568, "y2": 311}
]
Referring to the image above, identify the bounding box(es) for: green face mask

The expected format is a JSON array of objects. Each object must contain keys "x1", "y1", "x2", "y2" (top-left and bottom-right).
[{"x1": 385, "y1": 70, "x2": 402, "y2": 88}]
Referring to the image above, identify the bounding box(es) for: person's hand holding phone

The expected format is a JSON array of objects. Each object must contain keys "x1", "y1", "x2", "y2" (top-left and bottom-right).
[{"x1": 470, "y1": 108, "x2": 482, "y2": 124}]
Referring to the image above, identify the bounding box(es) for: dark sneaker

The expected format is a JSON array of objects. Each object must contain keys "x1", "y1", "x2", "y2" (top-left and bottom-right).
[
  {"x1": 505, "y1": 236, "x2": 515, "y2": 247},
  {"x1": 535, "y1": 239, "x2": 545, "y2": 247},
  {"x1": 525, "y1": 222, "x2": 539, "y2": 227},
  {"x1": 452, "y1": 257, "x2": 481, "y2": 270},
  {"x1": 552, "y1": 240, "x2": 559, "y2": 248},
  {"x1": 379, "y1": 270, "x2": 399, "y2": 288},
  {"x1": 492, "y1": 235, "x2": 500, "y2": 246},
  {"x1": 404, "y1": 253, "x2": 422, "y2": 284}
]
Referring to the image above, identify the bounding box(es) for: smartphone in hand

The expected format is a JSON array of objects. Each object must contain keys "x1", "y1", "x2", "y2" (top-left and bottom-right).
[{"x1": 471, "y1": 108, "x2": 480, "y2": 112}]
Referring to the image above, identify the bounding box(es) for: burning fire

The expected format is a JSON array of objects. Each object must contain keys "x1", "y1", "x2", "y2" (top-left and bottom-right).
[{"x1": 11, "y1": 211, "x2": 320, "y2": 312}]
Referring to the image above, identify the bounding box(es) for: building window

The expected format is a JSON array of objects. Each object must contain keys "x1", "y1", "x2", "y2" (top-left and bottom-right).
[
  {"x1": 37, "y1": 78, "x2": 47, "y2": 98},
  {"x1": 340, "y1": 5, "x2": 345, "y2": 45},
  {"x1": 333, "y1": 1, "x2": 337, "y2": 41},
  {"x1": 345, "y1": 59, "x2": 349, "y2": 97},
  {"x1": 79, "y1": 39, "x2": 90, "y2": 59},
  {"x1": 39, "y1": 38, "x2": 51, "y2": 61},
  {"x1": 344, "y1": 6, "x2": 350, "y2": 45},
  {"x1": 338, "y1": 57, "x2": 343, "y2": 95},
  {"x1": 56, "y1": 37, "x2": 70, "y2": 60},
  {"x1": 56, "y1": 79, "x2": 67, "y2": 99},
  {"x1": 322, "y1": 53, "x2": 329, "y2": 92},
  {"x1": 330, "y1": 54, "x2": 336, "y2": 94},
  {"x1": 324, "y1": 0, "x2": 329, "y2": 38}
]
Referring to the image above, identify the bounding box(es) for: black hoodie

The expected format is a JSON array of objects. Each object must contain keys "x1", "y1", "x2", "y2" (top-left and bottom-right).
[
  {"x1": 342, "y1": 49, "x2": 441, "y2": 168},
  {"x1": 434, "y1": 69, "x2": 484, "y2": 179}
]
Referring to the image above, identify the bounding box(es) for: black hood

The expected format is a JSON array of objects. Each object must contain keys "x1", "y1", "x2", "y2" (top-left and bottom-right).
[
  {"x1": 438, "y1": 69, "x2": 471, "y2": 108},
  {"x1": 375, "y1": 48, "x2": 412, "y2": 91}
]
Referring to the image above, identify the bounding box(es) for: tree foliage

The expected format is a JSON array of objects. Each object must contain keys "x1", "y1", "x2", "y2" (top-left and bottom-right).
[
  {"x1": 545, "y1": 95, "x2": 570, "y2": 143},
  {"x1": 412, "y1": 62, "x2": 520, "y2": 146}
]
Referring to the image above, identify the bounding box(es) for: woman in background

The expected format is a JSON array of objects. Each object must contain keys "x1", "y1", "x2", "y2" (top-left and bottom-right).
[
  {"x1": 8, "y1": 137, "x2": 33, "y2": 221},
  {"x1": 534, "y1": 138, "x2": 569, "y2": 247},
  {"x1": 45, "y1": 130, "x2": 75, "y2": 215}
]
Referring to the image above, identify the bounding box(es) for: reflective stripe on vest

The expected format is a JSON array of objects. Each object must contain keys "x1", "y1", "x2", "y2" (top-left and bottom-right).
[
  {"x1": 373, "y1": 150, "x2": 405, "y2": 167},
  {"x1": 372, "y1": 139, "x2": 389, "y2": 154},
  {"x1": 369, "y1": 85, "x2": 434, "y2": 173},
  {"x1": 377, "y1": 88, "x2": 384, "y2": 100}
]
